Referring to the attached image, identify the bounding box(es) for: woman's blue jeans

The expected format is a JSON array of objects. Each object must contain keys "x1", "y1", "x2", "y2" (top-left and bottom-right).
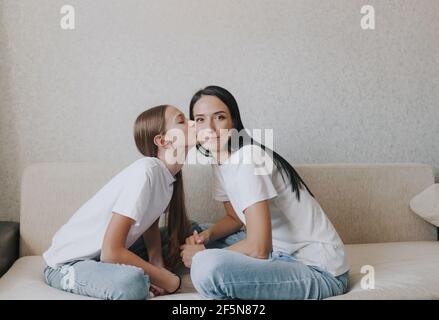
[{"x1": 191, "y1": 223, "x2": 349, "y2": 300}]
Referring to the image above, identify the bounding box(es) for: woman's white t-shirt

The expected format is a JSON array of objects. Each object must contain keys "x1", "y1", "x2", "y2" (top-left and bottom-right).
[
  {"x1": 43, "y1": 157, "x2": 175, "y2": 268},
  {"x1": 212, "y1": 145, "x2": 350, "y2": 277}
]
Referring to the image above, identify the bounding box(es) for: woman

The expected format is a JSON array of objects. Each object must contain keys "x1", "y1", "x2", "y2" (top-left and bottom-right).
[
  {"x1": 181, "y1": 86, "x2": 350, "y2": 300},
  {"x1": 43, "y1": 105, "x2": 196, "y2": 299}
]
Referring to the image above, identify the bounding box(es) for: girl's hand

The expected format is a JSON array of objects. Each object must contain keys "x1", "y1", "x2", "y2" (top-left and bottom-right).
[
  {"x1": 150, "y1": 284, "x2": 167, "y2": 297},
  {"x1": 185, "y1": 230, "x2": 210, "y2": 245},
  {"x1": 180, "y1": 244, "x2": 206, "y2": 268},
  {"x1": 150, "y1": 272, "x2": 180, "y2": 296},
  {"x1": 156, "y1": 268, "x2": 181, "y2": 294}
]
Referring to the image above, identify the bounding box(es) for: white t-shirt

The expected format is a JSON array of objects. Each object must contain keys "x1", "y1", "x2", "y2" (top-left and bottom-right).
[
  {"x1": 43, "y1": 157, "x2": 175, "y2": 268},
  {"x1": 212, "y1": 145, "x2": 349, "y2": 277}
]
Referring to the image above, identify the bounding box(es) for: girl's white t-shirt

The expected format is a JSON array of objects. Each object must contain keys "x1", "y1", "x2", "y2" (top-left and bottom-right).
[
  {"x1": 212, "y1": 145, "x2": 350, "y2": 277},
  {"x1": 43, "y1": 157, "x2": 175, "y2": 268}
]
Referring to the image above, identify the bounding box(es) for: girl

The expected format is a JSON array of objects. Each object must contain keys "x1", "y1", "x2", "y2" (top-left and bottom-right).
[
  {"x1": 43, "y1": 105, "x2": 196, "y2": 299},
  {"x1": 181, "y1": 86, "x2": 350, "y2": 300}
]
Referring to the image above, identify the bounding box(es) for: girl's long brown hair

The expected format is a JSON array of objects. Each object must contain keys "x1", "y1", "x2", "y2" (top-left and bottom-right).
[{"x1": 134, "y1": 105, "x2": 191, "y2": 271}]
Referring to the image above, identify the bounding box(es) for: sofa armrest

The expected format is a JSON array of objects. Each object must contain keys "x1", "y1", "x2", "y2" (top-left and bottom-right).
[{"x1": 0, "y1": 221, "x2": 19, "y2": 277}]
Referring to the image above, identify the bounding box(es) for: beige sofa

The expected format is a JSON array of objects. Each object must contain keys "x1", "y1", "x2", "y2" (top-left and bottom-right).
[{"x1": 1, "y1": 162, "x2": 438, "y2": 300}]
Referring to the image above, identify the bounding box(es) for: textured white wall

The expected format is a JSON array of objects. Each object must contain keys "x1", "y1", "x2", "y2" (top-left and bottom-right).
[{"x1": 1, "y1": 0, "x2": 438, "y2": 222}]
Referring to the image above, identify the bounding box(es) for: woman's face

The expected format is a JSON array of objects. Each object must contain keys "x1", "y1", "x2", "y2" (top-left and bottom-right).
[
  {"x1": 164, "y1": 105, "x2": 196, "y2": 152},
  {"x1": 192, "y1": 95, "x2": 234, "y2": 153}
]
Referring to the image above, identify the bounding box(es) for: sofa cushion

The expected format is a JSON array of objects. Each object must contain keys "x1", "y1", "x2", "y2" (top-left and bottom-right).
[
  {"x1": 2, "y1": 241, "x2": 439, "y2": 300},
  {"x1": 410, "y1": 184, "x2": 439, "y2": 227},
  {"x1": 329, "y1": 241, "x2": 439, "y2": 299}
]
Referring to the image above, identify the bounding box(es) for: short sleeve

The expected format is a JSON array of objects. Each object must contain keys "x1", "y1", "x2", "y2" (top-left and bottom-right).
[
  {"x1": 112, "y1": 171, "x2": 152, "y2": 224},
  {"x1": 212, "y1": 167, "x2": 229, "y2": 202},
  {"x1": 226, "y1": 145, "x2": 278, "y2": 212}
]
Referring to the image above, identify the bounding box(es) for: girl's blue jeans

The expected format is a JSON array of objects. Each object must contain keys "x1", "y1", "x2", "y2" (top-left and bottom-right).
[{"x1": 43, "y1": 222, "x2": 187, "y2": 300}]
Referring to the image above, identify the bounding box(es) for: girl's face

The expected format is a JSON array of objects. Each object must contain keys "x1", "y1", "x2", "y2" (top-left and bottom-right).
[
  {"x1": 192, "y1": 95, "x2": 234, "y2": 153},
  {"x1": 163, "y1": 106, "x2": 196, "y2": 152}
]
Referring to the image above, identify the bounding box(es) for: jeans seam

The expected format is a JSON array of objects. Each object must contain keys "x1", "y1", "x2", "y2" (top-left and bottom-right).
[
  {"x1": 220, "y1": 274, "x2": 321, "y2": 287},
  {"x1": 218, "y1": 273, "x2": 344, "y2": 299}
]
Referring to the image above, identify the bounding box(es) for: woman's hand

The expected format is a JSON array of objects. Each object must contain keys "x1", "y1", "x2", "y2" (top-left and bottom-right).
[
  {"x1": 180, "y1": 244, "x2": 206, "y2": 268},
  {"x1": 185, "y1": 230, "x2": 210, "y2": 245}
]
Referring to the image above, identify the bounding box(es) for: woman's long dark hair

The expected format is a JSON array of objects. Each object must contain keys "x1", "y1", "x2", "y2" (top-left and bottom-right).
[{"x1": 189, "y1": 86, "x2": 314, "y2": 201}]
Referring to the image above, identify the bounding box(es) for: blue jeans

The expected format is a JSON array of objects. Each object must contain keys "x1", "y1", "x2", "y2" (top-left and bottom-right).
[
  {"x1": 191, "y1": 223, "x2": 349, "y2": 300},
  {"x1": 44, "y1": 259, "x2": 150, "y2": 300},
  {"x1": 43, "y1": 221, "x2": 200, "y2": 300}
]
